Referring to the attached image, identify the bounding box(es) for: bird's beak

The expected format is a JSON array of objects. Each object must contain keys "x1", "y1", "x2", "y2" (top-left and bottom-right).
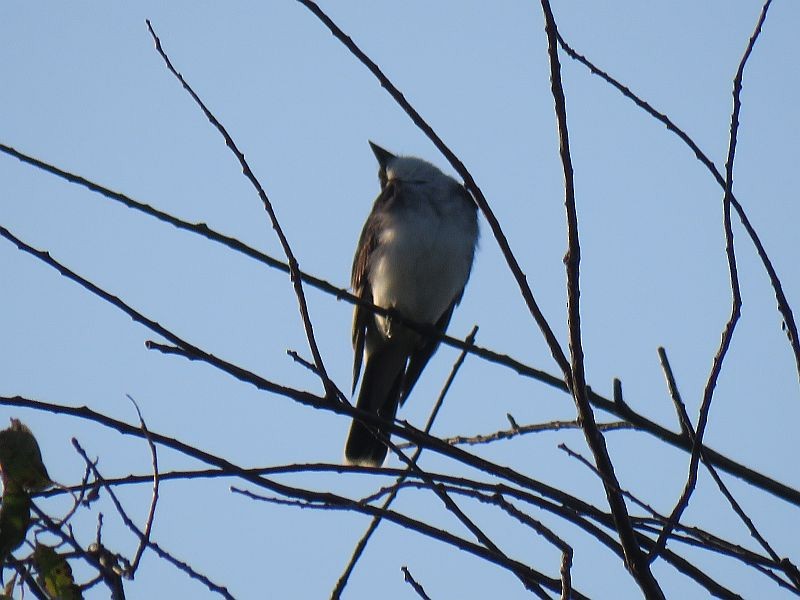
[{"x1": 368, "y1": 141, "x2": 396, "y2": 169}]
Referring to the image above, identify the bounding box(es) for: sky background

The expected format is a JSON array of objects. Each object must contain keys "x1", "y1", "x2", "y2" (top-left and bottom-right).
[{"x1": 1, "y1": 1, "x2": 798, "y2": 598}]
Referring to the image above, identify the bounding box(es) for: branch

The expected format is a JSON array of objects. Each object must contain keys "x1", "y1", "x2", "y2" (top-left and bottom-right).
[
  {"x1": 5, "y1": 202, "x2": 799, "y2": 527},
  {"x1": 650, "y1": 0, "x2": 771, "y2": 563},
  {"x1": 31, "y1": 506, "x2": 127, "y2": 600},
  {"x1": 657, "y1": 347, "x2": 800, "y2": 589},
  {"x1": 555, "y1": 10, "x2": 800, "y2": 386},
  {"x1": 146, "y1": 20, "x2": 338, "y2": 403},
  {"x1": 296, "y1": 0, "x2": 572, "y2": 381},
  {"x1": 232, "y1": 487, "x2": 581, "y2": 598},
  {"x1": 71, "y1": 439, "x2": 234, "y2": 599},
  {"x1": 1, "y1": 145, "x2": 797, "y2": 505},
  {"x1": 331, "y1": 326, "x2": 478, "y2": 599},
  {"x1": 401, "y1": 566, "x2": 434, "y2": 600},
  {"x1": 125, "y1": 396, "x2": 159, "y2": 576},
  {"x1": 494, "y1": 495, "x2": 573, "y2": 600},
  {"x1": 434, "y1": 419, "x2": 635, "y2": 447},
  {"x1": 538, "y1": 1, "x2": 663, "y2": 596},
  {"x1": 425, "y1": 482, "x2": 742, "y2": 599}
]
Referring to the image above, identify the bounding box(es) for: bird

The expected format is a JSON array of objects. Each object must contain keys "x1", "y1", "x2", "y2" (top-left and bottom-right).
[{"x1": 344, "y1": 141, "x2": 479, "y2": 467}]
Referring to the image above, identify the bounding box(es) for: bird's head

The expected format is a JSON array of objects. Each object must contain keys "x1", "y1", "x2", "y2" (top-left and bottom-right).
[{"x1": 369, "y1": 141, "x2": 451, "y2": 189}]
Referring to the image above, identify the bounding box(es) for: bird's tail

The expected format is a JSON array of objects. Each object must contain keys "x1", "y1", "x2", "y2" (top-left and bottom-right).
[{"x1": 344, "y1": 343, "x2": 407, "y2": 467}]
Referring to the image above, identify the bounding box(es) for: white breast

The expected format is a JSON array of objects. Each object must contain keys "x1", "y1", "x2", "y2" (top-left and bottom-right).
[{"x1": 370, "y1": 186, "x2": 476, "y2": 326}]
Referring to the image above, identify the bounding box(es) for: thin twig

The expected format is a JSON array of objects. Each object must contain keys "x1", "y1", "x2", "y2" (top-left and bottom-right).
[
  {"x1": 556, "y1": 439, "x2": 790, "y2": 593},
  {"x1": 31, "y1": 505, "x2": 128, "y2": 600},
  {"x1": 401, "y1": 566, "x2": 434, "y2": 600},
  {"x1": 0, "y1": 219, "x2": 630, "y2": 502},
  {"x1": 146, "y1": 20, "x2": 337, "y2": 404},
  {"x1": 556, "y1": 440, "x2": 794, "y2": 593},
  {"x1": 5, "y1": 394, "x2": 575, "y2": 595},
  {"x1": 18, "y1": 387, "x2": 772, "y2": 597},
  {"x1": 43, "y1": 460, "x2": 791, "y2": 582},
  {"x1": 1, "y1": 148, "x2": 796, "y2": 506},
  {"x1": 0, "y1": 224, "x2": 325, "y2": 412},
  {"x1": 558, "y1": 443, "x2": 666, "y2": 525},
  {"x1": 538, "y1": 1, "x2": 663, "y2": 596},
  {"x1": 52, "y1": 458, "x2": 92, "y2": 527},
  {"x1": 386, "y1": 432, "x2": 551, "y2": 596},
  {"x1": 71, "y1": 439, "x2": 235, "y2": 599},
  {"x1": 556, "y1": 11, "x2": 799, "y2": 385},
  {"x1": 0, "y1": 222, "x2": 792, "y2": 595},
  {"x1": 2, "y1": 220, "x2": 799, "y2": 519},
  {"x1": 296, "y1": 0, "x2": 573, "y2": 381},
  {"x1": 233, "y1": 486, "x2": 582, "y2": 598},
  {"x1": 494, "y1": 494, "x2": 573, "y2": 600},
  {"x1": 657, "y1": 347, "x2": 800, "y2": 589},
  {"x1": 125, "y1": 395, "x2": 159, "y2": 575},
  {"x1": 286, "y1": 350, "x2": 348, "y2": 403},
  {"x1": 331, "y1": 327, "x2": 478, "y2": 599},
  {"x1": 436, "y1": 419, "x2": 635, "y2": 447},
  {"x1": 369, "y1": 480, "x2": 743, "y2": 599},
  {"x1": 8, "y1": 556, "x2": 53, "y2": 600},
  {"x1": 650, "y1": 1, "x2": 771, "y2": 564}
]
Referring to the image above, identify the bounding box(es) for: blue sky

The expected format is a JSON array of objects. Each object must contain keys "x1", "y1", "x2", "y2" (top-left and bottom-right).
[{"x1": 1, "y1": 2, "x2": 798, "y2": 598}]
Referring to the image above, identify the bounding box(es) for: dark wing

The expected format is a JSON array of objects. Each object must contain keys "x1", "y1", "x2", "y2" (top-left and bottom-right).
[
  {"x1": 351, "y1": 182, "x2": 397, "y2": 392},
  {"x1": 399, "y1": 289, "x2": 463, "y2": 404},
  {"x1": 350, "y1": 284, "x2": 372, "y2": 393}
]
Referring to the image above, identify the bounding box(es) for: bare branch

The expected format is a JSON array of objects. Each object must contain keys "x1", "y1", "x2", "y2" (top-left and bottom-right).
[
  {"x1": 538, "y1": 1, "x2": 663, "y2": 595},
  {"x1": 145, "y1": 20, "x2": 337, "y2": 403},
  {"x1": 0, "y1": 220, "x2": 800, "y2": 544},
  {"x1": 331, "y1": 326, "x2": 478, "y2": 599},
  {"x1": 233, "y1": 485, "x2": 581, "y2": 599},
  {"x1": 558, "y1": 443, "x2": 665, "y2": 524},
  {"x1": 658, "y1": 347, "x2": 800, "y2": 589},
  {"x1": 556, "y1": 9, "x2": 800, "y2": 386},
  {"x1": 1, "y1": 147, "x2": 797, "y2": 506},
  {"x1": 71, "y1": 439, "x2": 235, "y2": 599},
  {"x1": 650, "y1": 0, "x2": 772, "y2": 563},
  {"x1": 125, "y1": 395, "x2": 159, "y2": 576},
  {"x1": 401, "y1": 566, "x2": 434, "y2": 600},
  {"x1": 494, "y1": 495, "x2": 573, "y2": 600},
  {"x1": 296, "y1": 0, "x2": 572, "y2": 380},
  {"x1": 438, "y1": 420, "x2": 634, "y2": 448}
]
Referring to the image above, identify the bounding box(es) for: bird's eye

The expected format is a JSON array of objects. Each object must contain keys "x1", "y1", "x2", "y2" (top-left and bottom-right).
[{"x1": 378, "y1": 168, "x2": 388, "y2": 189}]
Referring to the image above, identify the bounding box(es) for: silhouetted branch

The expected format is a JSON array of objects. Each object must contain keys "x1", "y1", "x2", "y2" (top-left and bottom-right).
[
  {"x1": 555, "y1": 11, "x2": 799, "y2": 386},
  {"x1": 539, "y1": 1, "x2": 662, "y2": 595},
  {"x1": 7, "y1": 557, "x2": 49, "y2": 600},
  {"x1": 331, "y1": 326, "x2": 478, "y2": 599},
  {"x1": 435, "y1": 420, "x2": 635, "y2": 447},
  {"x1": 30, "y1": 504, "x2": 127, "y2": 599},
  {"x1": 401, "y1": 566, "x2": 434, "y2": 600},
  {"x1": 0, "y1": 4, "x2": 795, "y2": 596},
  {"x1": 146, "y1": 20, "x2": 337, "y2": 403},
  {"x1": 71, "y1": 439, "x2": 235, "y2": 599},
  {"x1": 494, "y1": 495, "x2": 573, "y2": 600},
  {"x1": 125, "y1": 396, "x2": 158, "y2": 576},
  {"x1": 1, "y1": 148, "x2": 796, "y2": 507},
  {"x1": 1, "y1": 214, "x2": 797, "y2": 597},
  {"x1": 232, "y1": 486, "x2": 583, "y2": 599},
  {"x1": 296, "y1": 0, "x2": 573, "y2": 382},
  {"x1": 658, "y1": 347, "x2": 800, "y2": 590},
  {"x1": 651, "y1": 0, "x2": 771, "y2": 563}
]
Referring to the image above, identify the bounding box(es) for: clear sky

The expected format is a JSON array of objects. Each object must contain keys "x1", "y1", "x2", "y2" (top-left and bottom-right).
[{"x1": 1, "y1": 1, "x2": 798, "y2": 598}]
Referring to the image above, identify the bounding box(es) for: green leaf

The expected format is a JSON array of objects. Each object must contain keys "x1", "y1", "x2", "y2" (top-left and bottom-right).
[
  {"x1": 0, "y1": 482, "x2": 31, "y2": 565},
  {"x1": 0, "y1": 419, "x2": 51, "y2": 492},
  {"x1": 33, "y1": 544, "x2": 83, "y2": 600}
]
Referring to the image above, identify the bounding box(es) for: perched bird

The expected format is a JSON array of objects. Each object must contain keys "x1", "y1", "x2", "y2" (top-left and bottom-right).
[{"x1": 344, "y1": 142, "x2": 478, "y2": 467}]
